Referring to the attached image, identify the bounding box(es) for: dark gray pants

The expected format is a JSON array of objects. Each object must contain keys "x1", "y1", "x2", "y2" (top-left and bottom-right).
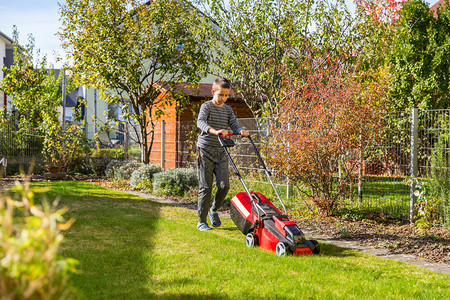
[{"x1": 197, "y1": 147, "x2": 230, "y2": 223}]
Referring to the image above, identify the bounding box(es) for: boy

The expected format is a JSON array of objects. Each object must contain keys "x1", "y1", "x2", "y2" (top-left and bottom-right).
[{"x1": 196, "y1": 77, "x2": 249, "y2": 231}]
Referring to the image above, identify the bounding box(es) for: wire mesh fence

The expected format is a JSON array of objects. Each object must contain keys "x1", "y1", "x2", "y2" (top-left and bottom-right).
[
  {"x1": 166, "y1": 110, "x2": 450, "y2": 224},
  {"x1": 2, "y1": 107, "x2": 450, "y2": 224},
  {"x1": 340, "y1": 110, "x2": 412, "y2": 220},
  {"x1": 417, "y1": 109, "x2": 450, "y2": 225},
  {"x1": 418, "y1": 109, "x2": 450, "y2": 175},
  {"x1": 0, "y1": 122, "x2": 44, "y2": 158}
]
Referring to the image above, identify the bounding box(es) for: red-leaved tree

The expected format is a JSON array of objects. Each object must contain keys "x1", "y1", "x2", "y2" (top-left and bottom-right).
[{"x1": 267, "y1": 64, "x2": 389, "y2": 214}]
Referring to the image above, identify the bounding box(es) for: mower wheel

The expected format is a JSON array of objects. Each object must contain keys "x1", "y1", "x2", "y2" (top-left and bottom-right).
[
  {"x1": 311, "y1": 240, "x2": 320, "y2": 254},
  {"x1": 275, "y1": 242, "x2": 289, "y2": 256},
  {"x1": 245, "y1": 233, "x2": 256, "y2": 247}
]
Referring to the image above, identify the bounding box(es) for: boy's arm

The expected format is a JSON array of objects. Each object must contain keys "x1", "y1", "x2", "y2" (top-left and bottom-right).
[{"x1": 197, "y1": 102, "x2": 212, "y2": 134}]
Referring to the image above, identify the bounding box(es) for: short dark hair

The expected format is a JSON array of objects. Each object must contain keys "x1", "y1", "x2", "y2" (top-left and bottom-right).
[{"x1": 212, "y1": 77, "x2": 231, "y2": 91}]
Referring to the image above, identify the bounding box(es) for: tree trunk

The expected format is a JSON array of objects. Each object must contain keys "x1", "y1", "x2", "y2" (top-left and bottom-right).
[
  {"x1": 140, "y1": 120, "x2": 149, "y2": 164},
  {"x1": 139, "y1": 118, "x2": 156, "y2": 165}
]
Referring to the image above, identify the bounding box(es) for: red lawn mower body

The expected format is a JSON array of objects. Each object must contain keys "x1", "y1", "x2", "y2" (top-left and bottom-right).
[
  {"x1": 219, "y1": 133, "x2": 319, "y2": 256},
  {"x1": 230, "y1": 191, "x2": 318, "y2": 256}
]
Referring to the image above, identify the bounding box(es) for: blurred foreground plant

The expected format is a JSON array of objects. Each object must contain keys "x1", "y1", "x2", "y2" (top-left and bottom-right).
[{"x1": 0, "y1": 179, "x2": 78, "y2": 299}]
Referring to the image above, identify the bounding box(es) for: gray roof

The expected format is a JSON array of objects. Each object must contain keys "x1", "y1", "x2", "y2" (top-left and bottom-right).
[
  {"x1": 65, "y1": 87, "x2": 81, "y2": 107},
  {"x1": 53, "y1": 69, "x2": 82, "y2": 107},
  {"x1": 0, "y1": 31, "x2": 13, "y2": 47}
]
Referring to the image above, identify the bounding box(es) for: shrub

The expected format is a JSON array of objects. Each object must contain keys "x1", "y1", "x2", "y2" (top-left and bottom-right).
[
  {"x1": 413, "y1": 178, "x2": 442, "y2": 233},
  {"x1": 153, "y1": 168, "x2": 198, "y2": 196},
  {"x1": 267, "y1": 66, "x2": 388, "y2": 215},
  {"x1": 105, "y1": 160, "x2": 128, "y2": 178},
  {"x1": 91, "y1": 147, "x2": 125, "y2": 160},
  {"x1": 130, "y1": 164, "x2": 162, "y2": 189},
  {"x1": 67, "y1": 159, "x2": 95, "y2": 175},
  {"x1": 43, "y1": 122, "x2": 90, "y2": 172},
  {"x1": 115, "y1": 161, "x2": 143, "y2": 180},
  {"x1": 0, "y1": 181, "x2": 78, "y2": 299},
  {"x1": 426, "y1": 135, "x2": 450, "y2": 229}
]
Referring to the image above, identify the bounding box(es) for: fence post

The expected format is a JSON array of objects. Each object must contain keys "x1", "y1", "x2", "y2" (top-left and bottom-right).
[
  {"x1": 62, "y1": 69, "x2": 66, "y2": 130},
  {"x1": 0, "y1": 157, "x2": 6, "y2": 178},
  {"x1": 161, "y1": 120, "x2": 165, "y2": 170},
  {"x1": 124, "y1": 122, "x2": 129, "y2": 160},
  {"x1": 94, "y1": 89, "x2": 97, "y2": 135},
  {"x1": 410, "y1": 106, "x2": 419, "y2": 223},
  {"x1": 286, "y1": 122, "x2": 291, "y2": 201}
]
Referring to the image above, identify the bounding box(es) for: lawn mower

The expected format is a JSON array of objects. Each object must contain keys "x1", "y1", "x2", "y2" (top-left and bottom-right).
[{"x1": 218, "y1": 133, "x2": 320, "y2": 256}]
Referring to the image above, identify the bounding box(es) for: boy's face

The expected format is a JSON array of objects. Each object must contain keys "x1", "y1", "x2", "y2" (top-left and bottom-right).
[{"x1": 211, "y1": 87, "x2": 230, "y2": 107}]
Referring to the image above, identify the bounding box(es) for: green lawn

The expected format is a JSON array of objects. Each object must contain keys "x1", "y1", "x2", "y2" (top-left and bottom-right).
[{"x1": 32, "y1": 181, "x2": 449, "y2": 299}]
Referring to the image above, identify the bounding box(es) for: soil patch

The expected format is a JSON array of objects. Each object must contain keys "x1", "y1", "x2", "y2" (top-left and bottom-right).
[{"x1": 296, "y1": 216, "x2": 450, "y2": 264}]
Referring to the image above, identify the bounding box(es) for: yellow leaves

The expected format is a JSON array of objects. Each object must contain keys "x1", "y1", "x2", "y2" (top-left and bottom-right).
[
  {"x1": 58, "y1": 218, "x2": 75, "y2": 230},
  {"x1": 0, "y1": 180, "x2": 78, "y2": 298}
]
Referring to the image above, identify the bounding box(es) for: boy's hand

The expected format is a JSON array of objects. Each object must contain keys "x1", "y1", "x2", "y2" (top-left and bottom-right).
[
  {"x1": 240, "y1": 130, "x2": 249, "y2": 137},
  {"x1": 212, "y1": 129, "x2": 229, "y2": 136}
]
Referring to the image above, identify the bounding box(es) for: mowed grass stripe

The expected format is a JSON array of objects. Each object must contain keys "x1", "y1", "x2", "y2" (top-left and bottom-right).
[{"x1": 30, "y1": 181, "x2": 449, "y2": 299}]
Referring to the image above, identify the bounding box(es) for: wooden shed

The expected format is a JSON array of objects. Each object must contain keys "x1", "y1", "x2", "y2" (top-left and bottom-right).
[{"x1": 148, "y1": 83, "x2": 254, "y2": 169}]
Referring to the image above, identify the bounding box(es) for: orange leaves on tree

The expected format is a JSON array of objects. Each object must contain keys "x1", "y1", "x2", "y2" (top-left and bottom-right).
[
  {"x1": 267, "y1": 63, "x2": 389, "y2": 214},
  {"x1": 356, "y1": 0, "x2": 404, "y2": 23}
]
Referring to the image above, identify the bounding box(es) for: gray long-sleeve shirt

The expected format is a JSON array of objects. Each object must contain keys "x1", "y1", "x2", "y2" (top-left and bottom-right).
[{"x1": 197, "y1": 100, "x2": 243, "y2": 150}]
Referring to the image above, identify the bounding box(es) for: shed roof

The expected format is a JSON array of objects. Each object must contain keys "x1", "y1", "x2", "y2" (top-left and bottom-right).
[
  {"x1": 172, "y1": 83, "x2": 242, "y2": 99},
  {"x1": 65, "y1": 87, "x2": 81, "y2": 107}
]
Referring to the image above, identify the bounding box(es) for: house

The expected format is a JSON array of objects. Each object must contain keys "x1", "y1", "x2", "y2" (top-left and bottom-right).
[
  {"x1": 53, "y1": 69, "x2": 85, "y2": 125},
  {"x1": 0, "y1": 31, "x2": 83, "y2": 125},
  {"x1": 63, "y1": 86, "x2": 84, "y2": 123},
  {"x1": 148, "y1": 83, "x2": 254, "y2": 169},
  {"x1": 430, "y1": 0, "x2": 446, "y2": 17},
  {"x1": 0, "y1": 31, "x2": 14, "y2": 112}
]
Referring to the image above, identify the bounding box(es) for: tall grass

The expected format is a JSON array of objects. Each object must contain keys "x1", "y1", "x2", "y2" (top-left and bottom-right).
[{"x1": 227, "y1": 171, "x2": 414, "y2": 219}]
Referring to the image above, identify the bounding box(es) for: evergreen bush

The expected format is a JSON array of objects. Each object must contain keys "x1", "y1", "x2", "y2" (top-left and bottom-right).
[
  {"x1": 91, "y1": 147, "x2": 125, "y2": 160},
  {"x1": 153, "y1": 168, "x2": 198, "y2": 196},
  {"x1": 115, "y1": 161, "x2": 143, "y2": 180},
  {"x1": 105, "y1": 160, "x2": 128, "y2": 178},
  {"x1": 130, "y1": 164, "x2": 162, "y2": 189}
]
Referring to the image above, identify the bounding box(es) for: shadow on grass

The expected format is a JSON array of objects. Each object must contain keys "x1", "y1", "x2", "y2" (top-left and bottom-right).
[
  {"x1": 317, "y1": 242, "x2": 360, "y2": 258},
  {"x1": 145, "y1": 294, "x2": 227, "y2": 300},
  {"x1": 28, "y1": 181, "x2": 230, "y2": 299},
  {"x1": 220, "y1": 226, "x2": 240, "y2": 232}
]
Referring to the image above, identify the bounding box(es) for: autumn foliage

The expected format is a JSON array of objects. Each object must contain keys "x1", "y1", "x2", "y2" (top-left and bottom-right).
[
  {"x1": 267, "y1": 65, "x2": 389, "y2": 214},
  {"x1": 355, "y1": 0, "x2": 403, "y2": 23}
]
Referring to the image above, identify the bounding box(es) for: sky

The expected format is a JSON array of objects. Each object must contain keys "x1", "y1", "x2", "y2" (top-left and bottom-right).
[
  {"x1": 1, "y1": 0, "x2": 64, "y2": 67},
  {"x1": 0, "y1": 0, "x2": 443, "y2": 69}
]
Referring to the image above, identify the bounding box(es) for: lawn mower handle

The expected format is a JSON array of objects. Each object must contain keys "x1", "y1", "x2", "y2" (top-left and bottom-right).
[
  {"x1": 218, "y1": 133, "x2": 287, "y2": 215},
  {"x1": 219, "y1": 132, "x2": 240, "y2": 137},
  {"x1": 218, "y1": 133, "x2": 260, "y2": 221},
  {"x1": 246, "y1": 135, "x2": 287, "y2": 214}
]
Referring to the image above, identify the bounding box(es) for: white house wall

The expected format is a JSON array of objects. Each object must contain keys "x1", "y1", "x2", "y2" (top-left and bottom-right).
[
  {"x1": 0, "y1": 32, "x2": 13, "y2": 112},
  {"x1": 0, "y1": 39, "x2": 6, "y2": 82},
  {"x1": 84, "y1": 87, "x2": 109, "y2": 140}
]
